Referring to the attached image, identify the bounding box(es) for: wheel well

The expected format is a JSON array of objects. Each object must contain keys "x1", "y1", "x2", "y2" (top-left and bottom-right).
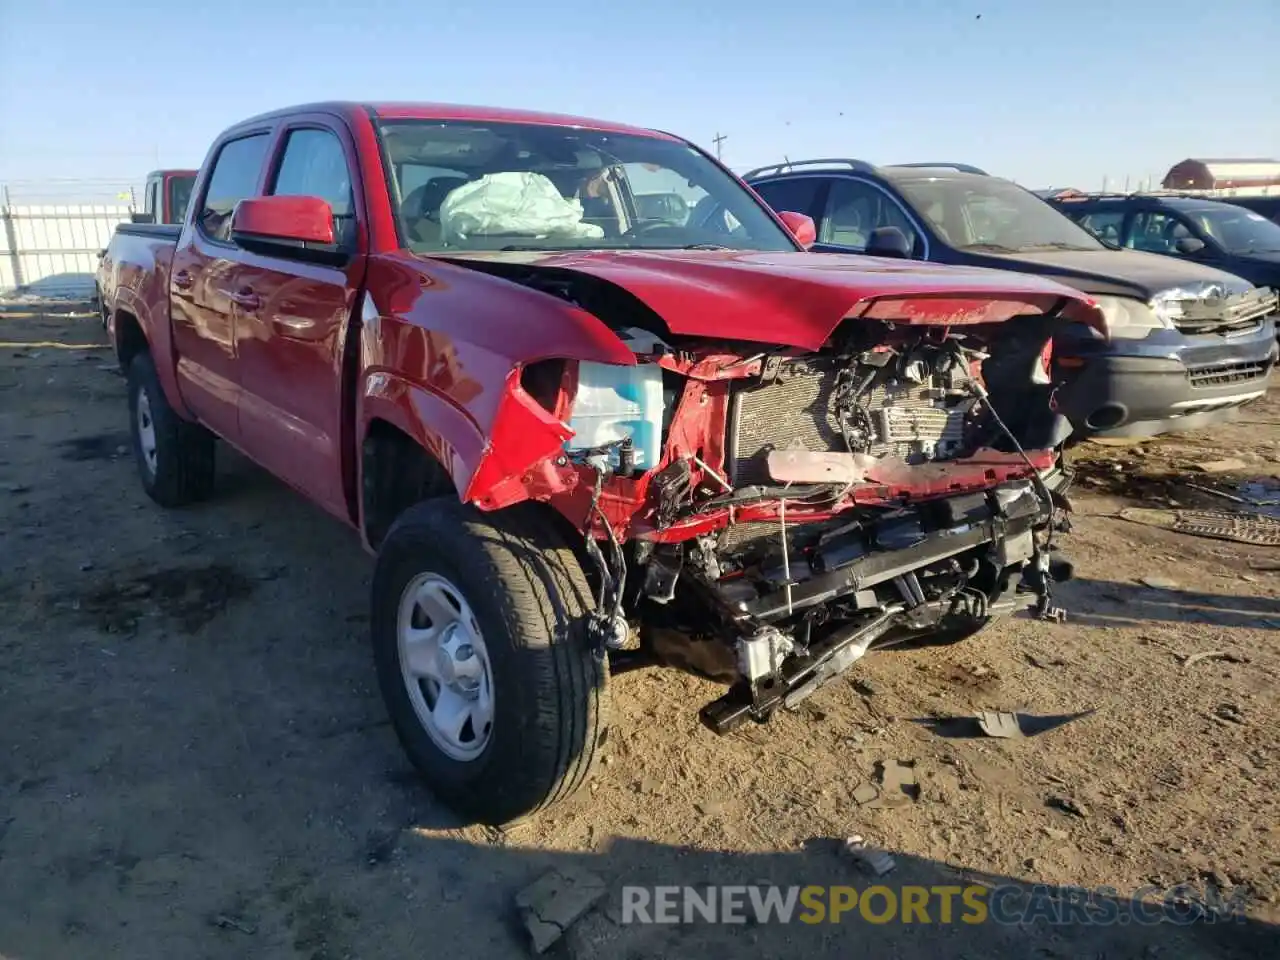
[
  {"x1": 362, "y1": 419, "x2": 456, "y2": 549},
  {"x1": 114, "y1": 310, "x2": 148, "y2": 370}
]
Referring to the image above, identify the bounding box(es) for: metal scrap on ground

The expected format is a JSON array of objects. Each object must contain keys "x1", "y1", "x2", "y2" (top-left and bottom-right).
[{"x1": 1119, "y1": 507, "x2": 1280, "y2": 547}]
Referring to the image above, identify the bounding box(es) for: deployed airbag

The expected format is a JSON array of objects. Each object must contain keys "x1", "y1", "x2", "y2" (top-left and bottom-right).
[{"x1": 440, "y1": 172, "x2": 604, "y2": 243}]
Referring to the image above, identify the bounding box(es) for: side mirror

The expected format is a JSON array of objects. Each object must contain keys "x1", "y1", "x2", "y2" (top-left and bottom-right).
[
  {"x1": 777, "y1": 211, "x2": 817, "y2": 249},
  {"x1": 231, "y1": 195, "x2": 346, "y2": 265},
  {"x1": 130, "y1": 212, "x2": 155, "y2": 224},
  {"x1": 866, "y1": 226, "x2": 912, "y2": 259},
  {"x1": 1175, "y1": 236, "x2": 1206, "y2": 255}
]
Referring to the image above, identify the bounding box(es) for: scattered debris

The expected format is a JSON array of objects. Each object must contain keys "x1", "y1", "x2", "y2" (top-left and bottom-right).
[
  {"x1": 1212, "y1": 703, "x2": 1247, "y2": 726},
  {"x1": 694, "y1": 798, "x2": 726, "y2": 816},
  {"x1": 1191, "y1": 458, "x2": 1249, "y2": 474},
  {"x1": 1023, "y1": 652, "x2": 1065, "y2": 669},
  {"x1": 1177, "y1": 650, "x2": 1248, "y2": 669},
  {"x1": 871, "y1": 759, "x2": 919, "y2": 806},
  {"x1": 1172, "y1": 510, "x2": 1280, "y2": 547},
  {"x1": 852, "y1": 783, "x2": 879, "y2": 806},
  {"x1": 1046, "y1": 796, "x2": 1089, "y2": 819},
  {"x1": 210, "y1": 913, "x2": 256, "y2": 936},
  {"x1": 1249, "y1": 559, "x2": 1280, "y2": 572},
  {"x1": 976, "y1": 711, "x2": 1023, "y2": 739},
  {"x1": 515, "y1": 868, "x2": 607, "y2": 954},
  {"x1": 1139, "y1": 576, "x2": 1179, "y2": 590},
  {"x1": 1041, "y1": 826, "x2": 1070, "y2": 841},
  {"x1": 844, "y1": 835, "x2": 896, "y2": 876},
  {"x1": 850, "y1": 677, "x2": 879, "y2": 697}
]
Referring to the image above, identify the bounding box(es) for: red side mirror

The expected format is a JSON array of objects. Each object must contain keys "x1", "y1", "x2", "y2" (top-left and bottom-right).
[
  {"x1": 232, "y1": 195, "x2": 335, "y2": 246},
  {"x1": 777, "y1": 211, "x2": 817, "y2": 249}
]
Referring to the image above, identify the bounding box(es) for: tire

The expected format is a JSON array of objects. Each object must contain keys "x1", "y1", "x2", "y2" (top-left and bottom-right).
[
  {"x1": 127, "y1": 352, "x2": 216, "y2": 507},
  {"x1": 371, "y1": 499, "x2": 610, "y2": 825},
  {"x1": 96, "y1": 287, "x2": 109, "y2": 329}
]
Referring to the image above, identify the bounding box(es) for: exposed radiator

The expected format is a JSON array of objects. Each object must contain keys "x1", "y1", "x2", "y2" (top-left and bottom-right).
[{"x1": 726, "y1": 359, "x2": 974, "y2": 486}]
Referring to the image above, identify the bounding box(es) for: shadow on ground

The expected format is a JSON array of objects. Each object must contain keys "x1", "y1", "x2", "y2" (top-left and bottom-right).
[{"x1": 1059, "y1": 578, "x2": 1280, "y2": 629}]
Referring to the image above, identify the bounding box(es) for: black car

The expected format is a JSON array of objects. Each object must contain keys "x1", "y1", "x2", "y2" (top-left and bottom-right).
[
  {"x1": 1048, "y1": 192, "x2": 1280, "y2": 294},
  {"x1": 741, "y1": 160, "x2": 1278, "y2": 439}
]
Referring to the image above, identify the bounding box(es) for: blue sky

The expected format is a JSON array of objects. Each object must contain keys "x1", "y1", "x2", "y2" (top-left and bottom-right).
[{"x1": 1, "y1": 0, "x2": 1277, "y2": 194}]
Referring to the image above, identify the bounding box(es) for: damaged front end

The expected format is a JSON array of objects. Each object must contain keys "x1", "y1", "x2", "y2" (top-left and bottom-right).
[{"x1": 476, "y1": 288, "x2": 1084, "y2": 733}]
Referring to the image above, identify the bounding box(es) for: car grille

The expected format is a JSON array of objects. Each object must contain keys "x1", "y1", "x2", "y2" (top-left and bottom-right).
[
  {"x1": 1188, "y1": 360, "x2": 1271, "y2": 389},
  {"x1": 725, "y1": 359, "x2": 970, "y2": 487},
  {"x1": 1173, "y1": 289, "x2": 1277, "y2": 336}
]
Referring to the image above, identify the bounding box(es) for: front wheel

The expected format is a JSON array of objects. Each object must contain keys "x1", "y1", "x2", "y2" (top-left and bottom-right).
[{"x1": 371, "y1": 500, "x2": 611, "y2": 825}]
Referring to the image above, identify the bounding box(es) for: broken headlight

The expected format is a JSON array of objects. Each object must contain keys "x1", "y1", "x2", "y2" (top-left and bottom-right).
[{"x1": 1092, "y1": 295, "x2": 1169, "y2": 340}]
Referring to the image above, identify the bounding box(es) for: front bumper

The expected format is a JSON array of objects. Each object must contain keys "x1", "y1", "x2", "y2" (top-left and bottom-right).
[{"x1": 1054, "y1": 318, "x2": 1277, "y2": 438}]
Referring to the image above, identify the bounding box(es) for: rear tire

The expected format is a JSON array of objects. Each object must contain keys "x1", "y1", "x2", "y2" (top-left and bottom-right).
[
  {"x1": 127, "y1": 353, "x2": 216, "y2": 507},
  {"x1": 371, "y1": 499, "x2": 610, "y2": 825}
]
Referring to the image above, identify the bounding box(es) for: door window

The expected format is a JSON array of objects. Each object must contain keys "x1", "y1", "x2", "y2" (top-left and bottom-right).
[
  {"x1": 821, "y1": 179, "x2": 917, "y2": 250},
  {"x1": 271, "y1": 128, "x2": 355, "y2": 246},
  {"x1": 751, "y1": 178, "x2": 824, "y2": 220},
  {"x1": 1127, "y1": 210, "x2": 1194, "y2": 254},
  {"x1": 1074, "y1": 209, "x2": 1126, "y2": 244},
  {"x1": 198, "y1": 134, "x2": 270, "y2": 242}
]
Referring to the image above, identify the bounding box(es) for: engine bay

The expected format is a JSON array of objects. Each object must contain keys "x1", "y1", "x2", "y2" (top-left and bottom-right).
[{"x1": 462, "y1": 261, "x2": 1082, "y2": 731}]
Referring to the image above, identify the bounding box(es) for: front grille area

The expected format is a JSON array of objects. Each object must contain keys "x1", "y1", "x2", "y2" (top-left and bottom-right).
[
  {"x1": 726, "y1": 359, "x2": 973, "y2": 486},
  {"x1": 1173, "y1": 290, "x2": 1277, "y2": 336},
  {"x1": 1188, "y1": 360, "x2": 1270, "y2": 389}
]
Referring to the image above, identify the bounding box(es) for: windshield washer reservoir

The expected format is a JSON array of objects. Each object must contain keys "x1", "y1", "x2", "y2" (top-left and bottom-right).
[{"x1": 565, "y1": 361, "x2": 664, "y2": 471}]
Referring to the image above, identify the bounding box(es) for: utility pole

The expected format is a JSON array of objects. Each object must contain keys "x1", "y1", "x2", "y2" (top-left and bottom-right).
[{"x1": 712, "y1": 132, "x2": 727, "y2": 161}]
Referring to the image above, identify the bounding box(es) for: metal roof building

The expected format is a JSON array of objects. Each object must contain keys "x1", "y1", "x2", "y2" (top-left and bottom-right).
[{"x1": 1162, "y1": 158, "x2": 1280, "y2": 192}]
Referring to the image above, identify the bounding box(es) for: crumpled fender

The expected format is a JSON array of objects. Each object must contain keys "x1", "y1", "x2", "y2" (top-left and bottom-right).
[{"x1": 359, "y1": 254, "x2": 637, "y2": 510}]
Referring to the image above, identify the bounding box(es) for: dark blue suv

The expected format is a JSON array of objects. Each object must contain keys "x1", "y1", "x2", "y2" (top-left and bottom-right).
[{"x1": 744, "y1": 160, "x2": 1278, "y2": 440}]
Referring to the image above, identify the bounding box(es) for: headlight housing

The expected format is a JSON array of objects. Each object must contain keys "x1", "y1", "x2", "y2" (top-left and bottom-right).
[{"x1": 1092, "y1": 295, "x2": 1168, "y2": 340}]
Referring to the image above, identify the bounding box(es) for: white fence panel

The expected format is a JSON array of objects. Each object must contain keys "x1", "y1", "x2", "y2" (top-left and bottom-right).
[{"x1": 1, "y1": 203, "x2": 133, "y2": 299}]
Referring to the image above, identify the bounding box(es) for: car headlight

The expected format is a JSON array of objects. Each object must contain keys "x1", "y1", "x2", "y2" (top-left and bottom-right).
[{"x1": 1092, "y1": 295, "x2": 1168, "y2": 340}]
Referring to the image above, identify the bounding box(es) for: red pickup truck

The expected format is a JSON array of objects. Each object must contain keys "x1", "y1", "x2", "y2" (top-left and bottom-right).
[{"x1": 98, "y1": 101, "x2": 1104, "y2": 824}]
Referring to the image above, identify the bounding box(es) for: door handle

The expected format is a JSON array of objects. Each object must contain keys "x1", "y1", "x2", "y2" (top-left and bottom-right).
[
  {"x1": 230, "y1": 288, "x2": 261, "y2": 311},
  {"x1": 172, "y1": 270, "x2": 193, "y2": 290}
]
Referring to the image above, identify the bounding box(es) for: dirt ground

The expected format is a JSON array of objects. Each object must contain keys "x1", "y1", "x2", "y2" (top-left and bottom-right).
[{"x1": 2, "y1": 307, "x2": 1279, "y2": 960}]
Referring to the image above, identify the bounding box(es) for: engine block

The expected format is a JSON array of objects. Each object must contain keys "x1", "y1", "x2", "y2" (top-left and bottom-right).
[{"x1": 726, "y1": 355, "x2": 977, "y2": 486}]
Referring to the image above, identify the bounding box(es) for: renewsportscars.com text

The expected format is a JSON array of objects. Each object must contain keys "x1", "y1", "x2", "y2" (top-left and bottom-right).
[{"x1": 620, "y1": 883, "x2": 1249, "y2": 926}]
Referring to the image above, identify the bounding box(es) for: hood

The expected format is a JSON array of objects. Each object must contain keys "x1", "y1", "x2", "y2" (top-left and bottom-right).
[
  {"x1": 964, "y1": 247, "x2": 1255, "y2": 300},
  {"x1": 439, "y1": 249, "x2": 1103, "y2": 350}
]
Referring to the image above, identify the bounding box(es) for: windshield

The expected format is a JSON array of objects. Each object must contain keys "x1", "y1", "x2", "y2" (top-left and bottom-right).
[
  {"x1": 896, "y1": 176, "x2": 1104, "y2": 253},
  {"x1": 377, "y1": 119, "x2": 796, "y2": 253},
  {"x1": 1187, "y1": 206, "x2": 1280, "y2": 254}
]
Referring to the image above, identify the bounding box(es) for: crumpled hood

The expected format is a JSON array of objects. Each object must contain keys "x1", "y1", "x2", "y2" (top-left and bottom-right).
[
  {"x1": 441, "y1": 248, "x2": 1102, "y2": 350},
  {"x1": 966, "y1": 247, "x2": 1255, "y2": 300}
]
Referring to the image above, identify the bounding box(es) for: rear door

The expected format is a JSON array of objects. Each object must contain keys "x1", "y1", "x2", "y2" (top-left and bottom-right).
[
  {"x1": 231, "y1": 116, "x2": 366, "y2": 520},
  {"x1": 170, "y1": 131, "x2": 273, "y2": 443}
]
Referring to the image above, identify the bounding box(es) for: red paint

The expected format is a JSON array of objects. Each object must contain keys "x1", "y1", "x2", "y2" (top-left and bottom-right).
[
  {"x1": 97, "y1": 100, "x2": 1104, "y2": 558},
  {"x1": 232, "y1": 195, "x2": 336, "y2": 245}
]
